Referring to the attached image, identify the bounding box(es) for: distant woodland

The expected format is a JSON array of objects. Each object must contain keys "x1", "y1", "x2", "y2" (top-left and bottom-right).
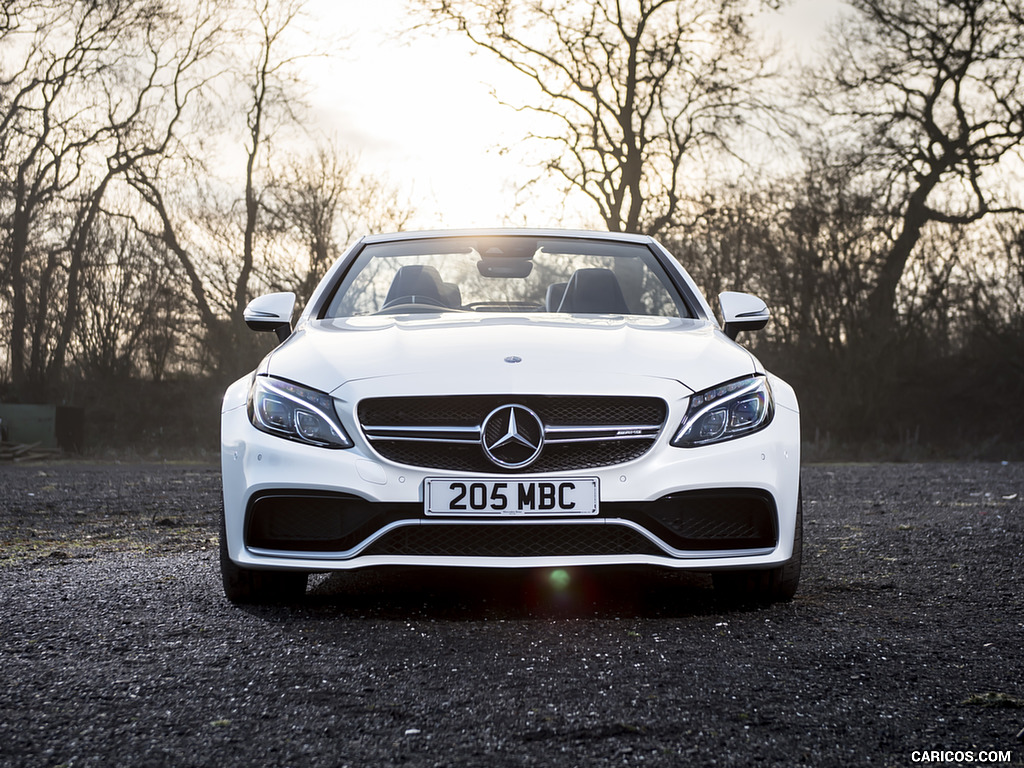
[{"x1": 2, "y1": 0, "x2": 1023, "y2": 457}]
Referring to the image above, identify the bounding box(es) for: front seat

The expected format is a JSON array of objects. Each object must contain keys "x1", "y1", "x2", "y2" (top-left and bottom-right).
[
  {"x1": 441, "y1": 281, "x2": 462, "y2": 309},
  {"x1": 545, "y1": 282, "x2": 568, "y2": 312},
  {"x1": 383, "y1": 265, "x2": 447, "y2": 307},
  {"x1": 557, "y1": 268, "x2": 630, "y2": 314}
]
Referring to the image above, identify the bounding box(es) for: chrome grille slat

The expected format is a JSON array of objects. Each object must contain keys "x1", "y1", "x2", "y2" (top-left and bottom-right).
[
  {"x1": 361, "y1": 522, "x2": 666, "y2": 558},
  {"x1": 364, "y1": 424, "x2": 481, "y2": 443},
  {"x1": 544, "y1": 425, "x2": 662, "y2": 442}
]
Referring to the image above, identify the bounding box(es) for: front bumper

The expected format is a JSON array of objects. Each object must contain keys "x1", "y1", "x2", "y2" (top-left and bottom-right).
[{"x1": 221, "y1": 377, "x2": 800, "y2": 573}]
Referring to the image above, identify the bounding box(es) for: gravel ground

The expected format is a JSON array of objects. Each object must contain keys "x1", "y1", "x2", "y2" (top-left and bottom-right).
[{"x1": 1, "y1": 461, "x2": 1023, "y2": 768}]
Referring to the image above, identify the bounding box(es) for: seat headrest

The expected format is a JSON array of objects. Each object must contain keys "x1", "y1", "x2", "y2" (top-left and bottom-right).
[
  {"x1": 384, "y1": 264, "x2": 446, "y2": 306},
  {"x1": 557, "y1": 268, "x2": 630, "y2": 314}
]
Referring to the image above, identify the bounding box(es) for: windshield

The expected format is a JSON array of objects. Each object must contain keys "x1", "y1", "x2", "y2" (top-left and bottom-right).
[{"x1": 322, "y1": 236, "x2": 691, "y2": 318}]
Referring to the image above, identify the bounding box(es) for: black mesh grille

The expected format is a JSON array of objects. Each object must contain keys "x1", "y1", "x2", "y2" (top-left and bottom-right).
[
  {"x1": 609, "y1": 490, "x2": 777, "y2": 550},
  {"x1": 361, "y1": 523, "x2": 664, "y2": 558},
  {"x1": 359, "y1": 395, "x2": 666, "y2": 473},
  {"x1": 245, "y1": 493, "x2": 417, "y2": 552}
]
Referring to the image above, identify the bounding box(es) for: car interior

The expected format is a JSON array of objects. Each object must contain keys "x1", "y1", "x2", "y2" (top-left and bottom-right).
[{"x1": 381, "y1": 263, "x2": 637, "y2": 315}]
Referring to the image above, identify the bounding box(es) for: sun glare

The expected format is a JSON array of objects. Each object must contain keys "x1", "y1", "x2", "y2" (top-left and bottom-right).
[
  {"x1": 303, "y1": 0, "x2": 576, "y2": 229},
  {"x1": 299, "y1": 0, "x2": 842, "y2": 231}
]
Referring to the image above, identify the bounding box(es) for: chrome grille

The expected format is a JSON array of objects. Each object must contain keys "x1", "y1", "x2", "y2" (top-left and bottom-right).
[{"x1": 359, "y1": 395, "x2": 666, "y2": 473}]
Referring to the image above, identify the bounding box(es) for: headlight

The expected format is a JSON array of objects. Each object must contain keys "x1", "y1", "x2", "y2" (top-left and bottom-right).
[
  {"x1": 247, "y1": 376, "x2": 352, "y2": 448},
  {"x1": 672, "y1": 375, "x2": 774, "y2": 447}
]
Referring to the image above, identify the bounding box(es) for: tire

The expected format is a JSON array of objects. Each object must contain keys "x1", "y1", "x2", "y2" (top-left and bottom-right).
[
  {"x1": 219, "y1": 513, "x2": 307, "y2": 604},
  {"x1": 712, "y1": 489, "x2": 802, "y2": 605}
]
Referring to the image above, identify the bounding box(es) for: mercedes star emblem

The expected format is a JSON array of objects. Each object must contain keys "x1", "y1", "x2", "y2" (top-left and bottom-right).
[{"x1": 481, "y1": 404, "x2": 545, "y2": 469}]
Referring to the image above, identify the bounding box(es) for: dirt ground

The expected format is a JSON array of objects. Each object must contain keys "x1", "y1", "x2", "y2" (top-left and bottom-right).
[{"x1": 1, "y1": 461, "x2": 1023, "y2": 767}]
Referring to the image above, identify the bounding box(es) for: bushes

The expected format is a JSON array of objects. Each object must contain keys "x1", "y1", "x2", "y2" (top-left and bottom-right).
[
  {"x1": 73, "y1": 375, "x2": 229, "y2": 457},
  {"x1": 760, "y1": 332, "x2": 1024, "y2": 461}
]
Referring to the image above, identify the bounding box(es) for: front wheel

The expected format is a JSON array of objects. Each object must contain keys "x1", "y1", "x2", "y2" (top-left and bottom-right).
[
  {"x1": 712, "y1": 490, "x2": 802, "y2": 604},
  {"x1": 219, "y1": 514, "x2": 307, "y2": 604}
]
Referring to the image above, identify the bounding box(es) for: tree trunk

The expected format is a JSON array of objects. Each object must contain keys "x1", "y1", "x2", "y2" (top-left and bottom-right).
[{"x1": 865, "y1": 171, "x2": 943, "y2": 331}]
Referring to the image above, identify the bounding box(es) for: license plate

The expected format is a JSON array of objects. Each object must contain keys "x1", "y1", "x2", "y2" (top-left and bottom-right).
[{"x1": 425, "y1": 478, "x2": 599, "y2": 516}]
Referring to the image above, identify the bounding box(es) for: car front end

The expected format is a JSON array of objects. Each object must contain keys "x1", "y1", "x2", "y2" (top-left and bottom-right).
[{"x1": 220, "y1": 230, "x2": 801, "y2": 603}]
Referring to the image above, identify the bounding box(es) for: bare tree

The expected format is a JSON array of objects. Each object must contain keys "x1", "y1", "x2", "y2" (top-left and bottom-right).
[
  {"x1": 122, "y1": 0, "x2": 310, "y2": 374},
  {"x1": 813, "y1": 0, "x2": 1024, "y2": 329},
  {"x1": 49, "y1": 3, "x2": 224, "y2": 387},
  {"x1": 1, "y1": 3, "x2": 95, "y2": 396},
  {"x1": 0, "y1": 0, "x2": 224, "y2": 398},
  {"x1": 126, "y1": 167, "x2": 226, "y2": 352},
  {"x1": 239, "y1": 0, "x2": 307, "y2": 317},
  {"x1": 668, "y1": 150, "x2": 886, "y2": 353},
  {"x1": 122, "y1": 0, "x2": 415, "y2": 376},
  {"x1": 262, "y1": 142, "x2": 414, "y2": 305},
  {"x1": 73, "y1": 220, "x2": 180, "y2": 380},
  {"x1": 418, "y1": 0, "x2": 774, "y2": 235}
]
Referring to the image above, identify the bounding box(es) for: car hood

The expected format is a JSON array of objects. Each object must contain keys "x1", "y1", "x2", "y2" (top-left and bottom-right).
[{"x1": 263, "y1": 313, "x2": 759, "y2": 395}]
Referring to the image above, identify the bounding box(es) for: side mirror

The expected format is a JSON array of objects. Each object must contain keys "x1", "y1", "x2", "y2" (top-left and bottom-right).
[
  {"x1": 244, "y1": 292, "x2": 296, "y2": 343},
  {"x1": 719, "y1": 291, "x2": 769, "y2": 340}
]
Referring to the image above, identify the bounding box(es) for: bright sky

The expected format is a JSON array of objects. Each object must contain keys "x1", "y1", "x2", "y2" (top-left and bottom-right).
[{"x1": 302, "y1": 0, "x2": 843, "y2": 231}]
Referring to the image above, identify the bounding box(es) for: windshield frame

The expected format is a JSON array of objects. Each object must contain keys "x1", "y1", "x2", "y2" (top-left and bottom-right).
[{"x1": 314, "y1": 233, "x2": 702, "y2": 321}]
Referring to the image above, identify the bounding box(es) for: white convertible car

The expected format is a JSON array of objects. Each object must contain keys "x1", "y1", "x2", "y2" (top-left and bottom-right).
[{"x1": 220, "y1": 229, "x2": 801, "y2": 604}]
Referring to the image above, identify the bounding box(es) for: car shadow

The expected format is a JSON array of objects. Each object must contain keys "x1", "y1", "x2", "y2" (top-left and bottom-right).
[{"x1": 277, "y1": 566, "x2": 744, "y2": 620}]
